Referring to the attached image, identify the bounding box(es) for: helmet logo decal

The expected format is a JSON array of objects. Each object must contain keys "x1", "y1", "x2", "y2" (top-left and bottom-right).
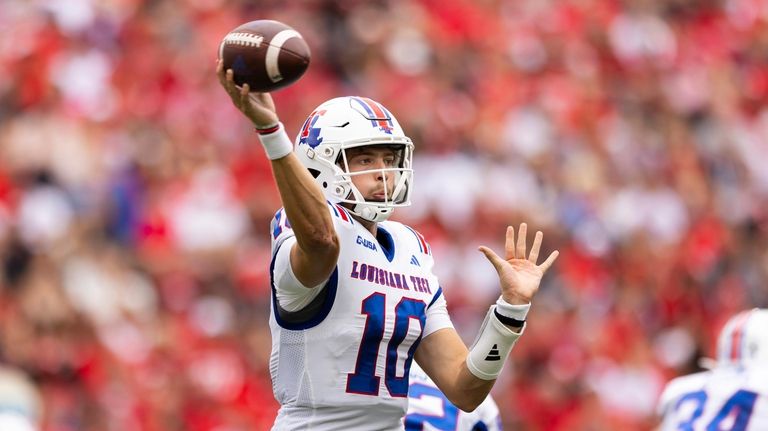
[
  {"x1": 298, "y1": 109, "x2": 327, "y2": 147},
  {"x1": 351, "y1": 97, "x2": 394, "y2": 134}
]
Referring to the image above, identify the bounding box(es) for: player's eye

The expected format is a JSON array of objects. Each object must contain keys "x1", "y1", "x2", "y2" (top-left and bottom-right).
[{"x1": 348, "y1": 156, "x2": 373, "y2": 167}]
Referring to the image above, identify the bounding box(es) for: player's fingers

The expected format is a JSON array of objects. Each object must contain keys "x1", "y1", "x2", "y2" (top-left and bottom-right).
[
  {"x1": 223, "y1": 69, "x2": 239, "y2": 96},
  {"x1": 478, "y1": 246, "x2": 506, "y2": 273},
  {"x1": 227, "y1": 70, "x2": 244, "y2": 96},
  {"x1": 539, "y1": 250, "x2": 559, "y2": 272},
  {"x1": 516, "y1": 223, "x2": 527, "y2": 259},
  {"x1": 216, "y1": 62, "x2": 230, "y2": 87},
  {"x1": 233, "y1": 83, "x2": 246, "y2": 109},
  {"x1": 529, "y1": 231, "x2": 543, "y2": 264},
  {"x1": 504, "y1": 226, "x2": 515, "y2": 260}
]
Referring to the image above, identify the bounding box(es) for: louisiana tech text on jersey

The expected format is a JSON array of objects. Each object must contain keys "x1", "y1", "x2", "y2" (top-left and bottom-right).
[{"x1": 350, "y1": 260, "x2": 432, "y2": 293}]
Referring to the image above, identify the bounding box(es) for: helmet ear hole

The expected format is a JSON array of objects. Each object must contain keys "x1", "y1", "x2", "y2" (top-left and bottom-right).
[
  {"x1": 322, "y1": 182, "x2": 328, "y2": 188},
  {"x1": 334, "y1": 185, "x2": 345, "y2": 197}
]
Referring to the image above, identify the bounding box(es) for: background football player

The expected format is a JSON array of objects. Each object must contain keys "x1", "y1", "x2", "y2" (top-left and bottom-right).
[
  {"x1": 406, "y1": 362, "x2": 502, "y2": 431},
  {"x1": 657, "y1": 308, "x2": 768, "y2": 431}
]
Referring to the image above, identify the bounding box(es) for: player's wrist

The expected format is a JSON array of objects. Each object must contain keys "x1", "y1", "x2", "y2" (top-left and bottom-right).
[
  {"x1": 256, "y1": 122, "x2": 293, "y2": 160},
  {"x1": 494, "y1": 296, "x2": 530, "y2": 325},
  {"x1": 467, "y1": 306, "x2": 524, "y2": 380},
  {"x1": 255, "y1": 122, "x2": 281, "y2": 134}
]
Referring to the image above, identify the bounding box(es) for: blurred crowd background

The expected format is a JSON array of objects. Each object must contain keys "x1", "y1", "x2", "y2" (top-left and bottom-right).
[{"x1": 1, "y1": 0, "x2": 768, "y2": 429}]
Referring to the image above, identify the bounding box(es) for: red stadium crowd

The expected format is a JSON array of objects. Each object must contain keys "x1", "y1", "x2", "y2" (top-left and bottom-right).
[{"x1": 1, "y1": 0, "x2": 768, "y2": 429}]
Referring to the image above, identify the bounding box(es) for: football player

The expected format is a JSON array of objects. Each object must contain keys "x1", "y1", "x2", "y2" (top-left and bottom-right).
[
  {"x1": 657, "y1": 308, "x2": 768, "y2": 430},
  {"x1": 407, "y1": 362, "x2": 502, "y2": 430},
  {"x1": 217, "y1": 62, "x2": 559, "y2": 430}
]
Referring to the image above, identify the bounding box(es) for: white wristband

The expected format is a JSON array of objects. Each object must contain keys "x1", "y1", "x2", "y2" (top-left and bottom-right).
[
  {"x1": 466, "y1": 305, "x2": 524, "y2": 380},
  {"x1": 495, "y1": 296, "x2": 530, "y2": 321},
  {"x1": 257, "y1": 122, "x2": 293, "y2": 160}
]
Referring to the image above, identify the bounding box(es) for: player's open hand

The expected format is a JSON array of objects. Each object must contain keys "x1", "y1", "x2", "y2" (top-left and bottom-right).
[
  {"x1": 478, "y1": 223, "x2": 558, "y2": 305},
  {"x1": 216, "y1": 59, "x2": 279, "y2": 129}
]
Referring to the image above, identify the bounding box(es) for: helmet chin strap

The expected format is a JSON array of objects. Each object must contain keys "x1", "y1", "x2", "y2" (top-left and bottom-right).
[
  {"x1": 340, "y1": 186, "x2": 393, "y2": 223},
  {"x1": 354, "y1": 203, "x2": 392, "y2": 223}
]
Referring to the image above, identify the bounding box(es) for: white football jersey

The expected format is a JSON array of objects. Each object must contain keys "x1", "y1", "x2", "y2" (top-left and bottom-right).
[
  {"x1": 0, "y1": 414, "x2": 37, "y2": 431},
  {"x1": 657, "y1": 366, "x2": 768, "y2": 431},
  {"x1": 268, "y1": 203, "x2": 454, "y2": 431},
  {"x1": 406, "y1": 363, "x2": 502, "y2": 431}
]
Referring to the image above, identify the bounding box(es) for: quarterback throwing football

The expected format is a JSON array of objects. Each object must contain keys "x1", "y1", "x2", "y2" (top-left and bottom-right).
[{"x1": 217, "y1": 61, "x2": 558, "y2": 430}]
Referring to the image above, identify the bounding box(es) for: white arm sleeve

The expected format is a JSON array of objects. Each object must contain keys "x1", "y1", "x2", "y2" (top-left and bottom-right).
[{"x1": 272, "y1": 236, "x2": 328, "y2": 312}]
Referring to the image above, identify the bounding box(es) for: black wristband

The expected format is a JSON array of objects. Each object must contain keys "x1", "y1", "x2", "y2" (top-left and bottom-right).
[{"x1": 494, "y1": 309, "x2": 525, "y2": 327}]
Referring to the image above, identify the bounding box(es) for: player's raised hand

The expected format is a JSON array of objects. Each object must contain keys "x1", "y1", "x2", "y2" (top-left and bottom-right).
[
  {"x1": 216, "y1": 59, "x2": 279, "y2": 129},
  {"x1": 478, "y1": 223, "x2": 558, "y2": 305}
]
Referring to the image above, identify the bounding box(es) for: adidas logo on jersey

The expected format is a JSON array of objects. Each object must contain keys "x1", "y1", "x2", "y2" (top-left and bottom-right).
[
  {"x1": 410, "y1": 255, "x2": 420, "y2": 266},
  {"x1": 485, "y1": 344, "x2": 501, "y2": 361}
]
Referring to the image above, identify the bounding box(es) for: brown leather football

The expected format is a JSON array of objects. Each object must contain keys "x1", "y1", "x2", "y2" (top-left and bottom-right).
[{"x1": 218, "y1": 20, "x2": 310, "y2": 92}]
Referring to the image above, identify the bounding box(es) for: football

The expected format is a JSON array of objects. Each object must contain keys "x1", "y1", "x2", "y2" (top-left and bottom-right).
[{"x1": 218, "y1": 20, "x2": 310, "y2": 92}]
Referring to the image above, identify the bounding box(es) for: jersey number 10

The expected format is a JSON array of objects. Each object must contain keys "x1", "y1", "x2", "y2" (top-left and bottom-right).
[{"x1": 345, "y1": 293, "x2": 427, "y2": 397}]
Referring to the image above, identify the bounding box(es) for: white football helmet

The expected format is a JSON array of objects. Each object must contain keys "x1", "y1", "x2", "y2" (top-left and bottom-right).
[
  {"x1": 294, "y1": 96, "x2": 414, "y2": 223},
  {"x1": 716, "y1": 308, "x2": 768, "y2": 367}
]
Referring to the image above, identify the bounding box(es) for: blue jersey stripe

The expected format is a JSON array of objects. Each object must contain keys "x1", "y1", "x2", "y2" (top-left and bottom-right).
[
  {"x1": 427, "y1": 287, "x2": 443, "y2": 309},
  {"x1": 270, "y1": 240, "x2": 339, "y2": 330}
]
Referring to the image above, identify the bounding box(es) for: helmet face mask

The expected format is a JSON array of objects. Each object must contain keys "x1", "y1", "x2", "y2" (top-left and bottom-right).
[
  {"x1": 715, "y1": 308, "x2": 768, "y2": 367},
  {"x1": 295, "y1": 97, "x2": 414, "y2": 223}
]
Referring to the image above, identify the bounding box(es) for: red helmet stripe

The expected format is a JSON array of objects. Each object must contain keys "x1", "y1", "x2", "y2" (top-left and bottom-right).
[
  {"x1": 359, "y1": 97, "x2": 393, "y2": 132},
  {"x1": 729, "y1": 310, "x2": 754, "y2": 361},
  {"x1": 359, "y1": 97, "x2": 386, "y2": 118}
]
